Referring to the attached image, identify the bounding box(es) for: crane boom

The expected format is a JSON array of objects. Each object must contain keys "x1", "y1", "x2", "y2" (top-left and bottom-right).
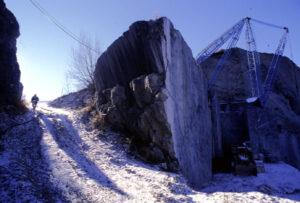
[
  {"x1": 245, "y1": 18, "x2": 263, "y2": 98},
  {"x1": 208, "y1": 25, "x2": 244, "y2": 90},
  {"x1": 260, "y1": 28, "x2": 289, "y2": 106},
  {"x1": 196, "y1": 18, "x2": 246, "y2": 64}
]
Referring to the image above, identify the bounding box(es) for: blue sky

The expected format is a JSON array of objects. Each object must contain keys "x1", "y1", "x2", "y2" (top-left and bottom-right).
[{"x1": 5, "y1": 0, "x2": 300, "y2": 101}]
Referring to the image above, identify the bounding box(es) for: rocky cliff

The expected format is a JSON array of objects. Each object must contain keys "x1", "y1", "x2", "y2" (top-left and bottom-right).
[
  {"x1": 94, "y1": 17, "x2": 212, "y2": 187},
  {"x1": 201, "y1": 48, "x2": 300, "y2": 169},
  {"x1": 0, "y1": 0, "x2": 22, "y2": 106}
]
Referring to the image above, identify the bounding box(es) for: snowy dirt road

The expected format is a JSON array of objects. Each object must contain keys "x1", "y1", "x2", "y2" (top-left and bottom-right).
[
  {"x1": 1, "y1": 103, "x2": 300, "y2": 202},
  {"x1": 38, "y1": 105, "x2": 191, "y2": 202}
]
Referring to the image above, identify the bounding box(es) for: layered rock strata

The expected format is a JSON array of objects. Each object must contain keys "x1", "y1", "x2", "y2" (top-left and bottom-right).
[{"x1": 94, "y1": 17, "x2": 212, "y2": 187}]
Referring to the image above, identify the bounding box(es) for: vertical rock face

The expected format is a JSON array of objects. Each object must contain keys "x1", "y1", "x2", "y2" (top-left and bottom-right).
[
  {"x1": 201, "y1": 48, "x2": 300, "y2": 169},
  {"x1": 94, "y1": 17, "x2": 212, "y2": 187},
  {"x1": 0, "y1": 0, "x2": 22, "y2": 105},
  {"x1": 162, "y1": 19, "x2": 212, "y2": 187}
]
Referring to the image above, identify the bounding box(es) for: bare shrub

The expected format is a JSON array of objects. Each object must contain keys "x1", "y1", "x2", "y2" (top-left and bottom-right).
[{"x1": 63, "y1": 33, "x2": 101, "y2": 94}]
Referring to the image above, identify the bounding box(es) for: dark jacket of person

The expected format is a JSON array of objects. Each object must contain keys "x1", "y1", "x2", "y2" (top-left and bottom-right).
[{"x1": 31, "y1": 95, "x2": 39, "y2": 103}]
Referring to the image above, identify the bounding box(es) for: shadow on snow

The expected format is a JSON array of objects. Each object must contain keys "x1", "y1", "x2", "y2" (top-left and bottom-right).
[{"x1": 0, "y1": 111, "x2": 68, "y2": 202}]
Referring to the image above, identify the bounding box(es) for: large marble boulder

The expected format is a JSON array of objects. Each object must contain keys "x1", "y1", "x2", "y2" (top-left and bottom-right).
[
  {"x1": 201, "y1": 48, "x2": 300, "y2": 169},
  {"x1": 94, "y1": 17, "x2": 212, "y2": 187},
  {"x1": 0, "y1": 0, "x2": 22, "y2": 106}
]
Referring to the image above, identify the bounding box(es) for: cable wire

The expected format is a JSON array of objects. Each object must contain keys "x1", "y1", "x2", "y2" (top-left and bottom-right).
[
  {"x1": 250, "y1": 18, "x2": 285, "y2": 30},
  {"x1": 29, "y1": 0, "x2": 101, "y2": 54}
]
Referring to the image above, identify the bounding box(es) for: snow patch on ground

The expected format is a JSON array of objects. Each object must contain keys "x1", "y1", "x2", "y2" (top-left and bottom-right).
[
  {"x1": 49, "y1": 88, "x2": 93, "y2": 110},
  {"x1": 201, "y1": 162, "x2": 300, "y2": 201}
]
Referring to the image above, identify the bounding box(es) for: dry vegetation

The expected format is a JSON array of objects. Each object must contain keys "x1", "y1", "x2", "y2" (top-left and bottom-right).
[{"x1": 0, "y1": 99, "x2": 29, "y2": 115}]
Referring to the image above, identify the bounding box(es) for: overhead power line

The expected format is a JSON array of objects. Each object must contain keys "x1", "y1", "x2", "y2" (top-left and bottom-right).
[{"x1": 29, "y1": 0, "x2": 101, "y2": 54}]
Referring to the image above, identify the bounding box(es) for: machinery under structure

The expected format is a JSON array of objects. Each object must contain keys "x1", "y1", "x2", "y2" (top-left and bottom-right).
[{"x1": 196, "y1": 17, "x2": 289, "y2": 175}]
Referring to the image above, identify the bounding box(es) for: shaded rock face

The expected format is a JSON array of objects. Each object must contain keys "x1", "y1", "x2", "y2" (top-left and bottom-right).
[
  {"x1": 219, "y1": 103, "x2": 249, "y2": 156},
  {"x1": 94, "y1": 20, "x2": 165, "y2": 91},
  {"x1": 0, "y1": 0, "x2": 22, "y2": 106},
  {"x1": 96, "y1": 74, "x2": 175, "y2": 165},
  {"x1": 94, "y1": 17, "x2": 212, "y2": 187},
  {"x1": 201, "y1": 48, "x2": 300, "y2": 169}
]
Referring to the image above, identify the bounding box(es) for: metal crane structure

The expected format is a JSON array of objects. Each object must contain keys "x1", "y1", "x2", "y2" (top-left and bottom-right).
[{"x1": 196, "y1": 17, "x2": 289, "y2": 107}]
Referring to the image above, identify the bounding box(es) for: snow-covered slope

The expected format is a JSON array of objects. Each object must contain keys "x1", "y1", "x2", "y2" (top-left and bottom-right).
[{"x1": 1, "y1": 92, "x2": 300, "y2": 202}]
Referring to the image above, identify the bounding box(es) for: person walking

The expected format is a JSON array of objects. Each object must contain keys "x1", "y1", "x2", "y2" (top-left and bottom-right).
[{"x1": 31, "y1": 94, "x2": 39, "y2": 112}]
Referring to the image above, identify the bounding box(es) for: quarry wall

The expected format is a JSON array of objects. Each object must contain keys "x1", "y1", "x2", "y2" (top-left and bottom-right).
[
  {"x1": 0, "y1": 0, "x2": 22, "y2": 106},
  {"x1": 94, "y1": 17, "x2": 212, "y2": 187}
]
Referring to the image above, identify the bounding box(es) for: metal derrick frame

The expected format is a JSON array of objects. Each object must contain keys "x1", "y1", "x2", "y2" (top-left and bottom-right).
[{"x1": 196, "y1": 17, "x2": 288, "y2": 107}]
